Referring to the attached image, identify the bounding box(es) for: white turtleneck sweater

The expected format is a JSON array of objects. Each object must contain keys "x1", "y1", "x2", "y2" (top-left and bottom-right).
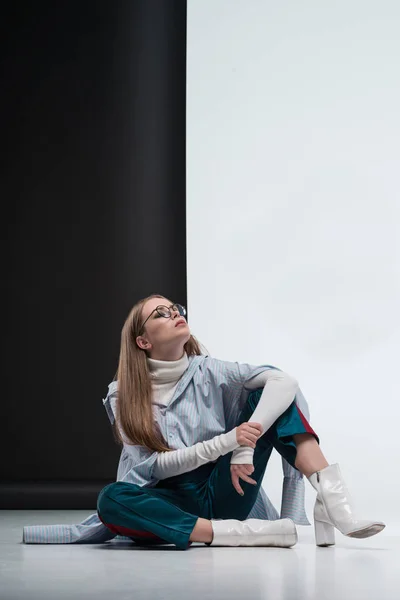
[{"x1": 147, "y1": 352, "x2": 299, "y2": 480}]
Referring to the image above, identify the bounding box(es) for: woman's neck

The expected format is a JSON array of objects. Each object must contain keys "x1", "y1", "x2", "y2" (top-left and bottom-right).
[
  {"x1": 148, "y1": 346, "x2": 186, "y2": 361},
  {"x1": 147, "y1": 352, "x2": 189, "y2": 384}
]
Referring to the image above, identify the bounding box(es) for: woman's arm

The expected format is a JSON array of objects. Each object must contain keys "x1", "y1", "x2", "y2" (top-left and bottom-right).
[
  {"x1": 117, "y1": 428, "x2": 239, "y2": 485},
  {"x1": 153, "y1": 428, "x2": 239, "y2": 480},
  {"x1": 231, "y1": 369, "x2": 299, "y2": 465}
]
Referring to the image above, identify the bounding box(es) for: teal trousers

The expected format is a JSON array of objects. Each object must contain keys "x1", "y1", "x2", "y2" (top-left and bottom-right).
[{"x1": 97, "y1": 389, "x2": 318, "y2": 550}]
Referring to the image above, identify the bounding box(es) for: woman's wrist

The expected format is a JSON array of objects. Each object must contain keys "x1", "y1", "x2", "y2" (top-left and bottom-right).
[{"x1": 230, "y1": 445, "x2": 255, "y2": 465}]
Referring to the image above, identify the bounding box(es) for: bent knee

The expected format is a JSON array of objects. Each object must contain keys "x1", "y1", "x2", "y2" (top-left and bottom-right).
[{"x1": 97, "y1": 481, "x2": 141, "y2": 516}]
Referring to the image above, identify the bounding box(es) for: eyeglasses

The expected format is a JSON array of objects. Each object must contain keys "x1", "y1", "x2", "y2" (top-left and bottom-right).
[{"x1": 139, "y1": 303, "x2": 187, "y2": 335}]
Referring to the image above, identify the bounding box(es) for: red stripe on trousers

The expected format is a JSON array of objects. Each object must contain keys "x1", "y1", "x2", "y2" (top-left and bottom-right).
[
  {"x1": 97, "y1": 511, "x2": 164, "y2": 541},
  {"x1": 295, "y1": 405, "x2": 318, "y2": 440}
]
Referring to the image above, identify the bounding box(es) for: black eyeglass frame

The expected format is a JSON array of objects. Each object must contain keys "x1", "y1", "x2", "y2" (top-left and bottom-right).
[{"x1": 138, "y1": 303, "x2": 186, "y2": 335}]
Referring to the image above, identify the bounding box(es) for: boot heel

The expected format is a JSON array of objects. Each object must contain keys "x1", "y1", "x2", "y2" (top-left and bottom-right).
[{"x1": 315, "y1": 520, "x2": 335, "y2": 546}]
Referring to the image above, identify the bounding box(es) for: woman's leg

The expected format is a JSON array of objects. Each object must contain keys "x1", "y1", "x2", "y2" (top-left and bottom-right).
[
  {"x1": 97, "y1": 481, "x2": 201, "y2": 550},
  {"x1": 208, "y1": 389, "x2": 320, "y2": 520},
  {"x1": 189, "y1": 518, "x2": 213, "y2": 543},
  {"x1": 208, "y1": 443, "x2": 275, "y2": 521},
  {"x1": 293, "y1": 433, "x2": 329, "y2": 477}
]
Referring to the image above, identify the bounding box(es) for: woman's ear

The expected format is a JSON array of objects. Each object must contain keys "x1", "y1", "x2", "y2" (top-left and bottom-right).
[{"x1": 136, "y1": 336, "x2": 152, "y2": 351}]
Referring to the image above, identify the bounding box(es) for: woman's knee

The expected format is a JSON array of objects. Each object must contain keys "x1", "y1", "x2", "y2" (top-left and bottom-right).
[{"x1": 97, "y1": 481, "x2": 140, "y2": 516}]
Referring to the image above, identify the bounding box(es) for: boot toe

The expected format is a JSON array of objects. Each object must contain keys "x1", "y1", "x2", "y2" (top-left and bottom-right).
[
  {"x1": 346, "y1": 521, "x2": 386, "y2": 539},
  {"x1": 276, "y1": 518, "x2": 298, "y2": 547}
]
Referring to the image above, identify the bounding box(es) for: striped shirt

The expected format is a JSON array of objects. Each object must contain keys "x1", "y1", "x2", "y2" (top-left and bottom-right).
[{"x1": 23, "y1": 355, "x2": 311, "y2": 544}]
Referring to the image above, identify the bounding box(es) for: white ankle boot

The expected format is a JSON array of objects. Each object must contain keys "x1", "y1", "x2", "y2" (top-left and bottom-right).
[
  {"x1": 308, "y1": 463, "x2": 385, "y2": 546},
  {"x1": 209, "y1": 518, "x2": 297, "y2": 547}
]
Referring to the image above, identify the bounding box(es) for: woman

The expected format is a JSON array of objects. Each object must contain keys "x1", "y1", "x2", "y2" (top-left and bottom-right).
[{"x1": 95, "y1": 293, "x2": 385, "y2": 550}]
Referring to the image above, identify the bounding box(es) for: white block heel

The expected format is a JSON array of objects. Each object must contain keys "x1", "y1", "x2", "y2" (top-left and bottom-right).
[{"x1": 315, "y1": 519, "x2": 335, "y2": 547}]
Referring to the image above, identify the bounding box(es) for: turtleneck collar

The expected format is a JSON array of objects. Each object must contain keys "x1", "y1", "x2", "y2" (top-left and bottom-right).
[{"x1": 147, "y1": 352, "x2": 189, "y2": 384}]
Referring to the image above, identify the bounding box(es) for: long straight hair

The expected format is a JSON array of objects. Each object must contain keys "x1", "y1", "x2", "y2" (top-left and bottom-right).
[{"x1": 113, "y1": 294, "x2": 204, "y2": 453}]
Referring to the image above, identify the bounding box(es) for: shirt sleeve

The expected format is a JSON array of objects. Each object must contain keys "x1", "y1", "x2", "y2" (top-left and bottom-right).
[{"x1": 202, "y1": 356, "x2": 282, "y2": 430}]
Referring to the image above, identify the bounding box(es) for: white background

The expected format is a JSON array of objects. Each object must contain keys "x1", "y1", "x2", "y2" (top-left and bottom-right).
[{"x1": 186, "y1": 0, "x2": 400, "y2": 527}]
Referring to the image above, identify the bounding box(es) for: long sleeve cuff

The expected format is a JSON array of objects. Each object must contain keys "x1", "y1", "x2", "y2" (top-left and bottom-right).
[{"x1": 230, "y1": 445, "x2": 255, "y2": 465}]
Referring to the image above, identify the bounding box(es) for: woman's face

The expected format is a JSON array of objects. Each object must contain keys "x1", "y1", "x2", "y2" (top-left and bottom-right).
[{"x1": 136, "y1": 297, "x2": 191, "y2": 354}]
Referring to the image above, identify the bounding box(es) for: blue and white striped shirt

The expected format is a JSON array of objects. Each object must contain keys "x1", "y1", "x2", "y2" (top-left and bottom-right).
[{"x1": 23, "y1": 355, "x2": 311, "y2": 544}]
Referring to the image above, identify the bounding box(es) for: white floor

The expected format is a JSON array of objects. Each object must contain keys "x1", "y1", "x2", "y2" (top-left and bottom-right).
[{"x1": 1, "y1": 511, "x2": 399, "y2": 600}]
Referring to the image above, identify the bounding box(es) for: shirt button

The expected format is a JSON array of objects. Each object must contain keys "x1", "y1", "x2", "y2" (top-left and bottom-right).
[{"x1": 169, "y1": 433, "x2": 173, "y2": 438}]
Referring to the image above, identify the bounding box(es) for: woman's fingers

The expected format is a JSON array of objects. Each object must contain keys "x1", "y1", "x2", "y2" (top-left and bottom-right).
[
  {"x1": 231, "y1": 472, "x2": 244, "y2": 495},
  {"x1": 236, "y1": 422, "x2": 263, "y2": 447},
  {"x1": 243, "y1": 464, "x2": 254, "y2": 475},
  {"x1": 231, "y1": 466, "x2": 258, "y2": 495},
  {"x1": 242, "y1": 439, "x2": 256, "y2": 448},
  {"x1": 240, "y1": 432, "x2": 259, "y2": 447},
  {"x1": 243, "y1": 427, "x2": 261, "y2": 440},
  {"x1": 242, "y1": 433, "x2": 259, "y2": 444},
  {"x1": 239, "y1": 474, "x2": 257, "y2": 485},
  {"x1": 247, "y1": 422, "x2": 263, "y2": 435}
]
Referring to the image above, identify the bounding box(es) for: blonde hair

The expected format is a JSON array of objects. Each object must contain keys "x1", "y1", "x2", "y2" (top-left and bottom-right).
[{"x1": 113, "y1": 293, "x2": 204, "y2": 453}]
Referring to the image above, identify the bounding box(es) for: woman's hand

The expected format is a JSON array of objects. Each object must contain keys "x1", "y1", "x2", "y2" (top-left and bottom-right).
[
  {"x1": 230, "y1": 464, "x2": 257, "y2": 495},
  {"x1": 235, "y1": 422, "x2": 263, "y2": 448},
  {"x1": 231, "y1": 423, "x2": 262, "y2": 494}
]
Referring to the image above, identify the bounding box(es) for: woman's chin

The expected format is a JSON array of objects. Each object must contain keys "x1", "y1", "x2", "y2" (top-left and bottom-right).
[{"x1": 177, "y1": 327, "x2": 191, "y2": 341}]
